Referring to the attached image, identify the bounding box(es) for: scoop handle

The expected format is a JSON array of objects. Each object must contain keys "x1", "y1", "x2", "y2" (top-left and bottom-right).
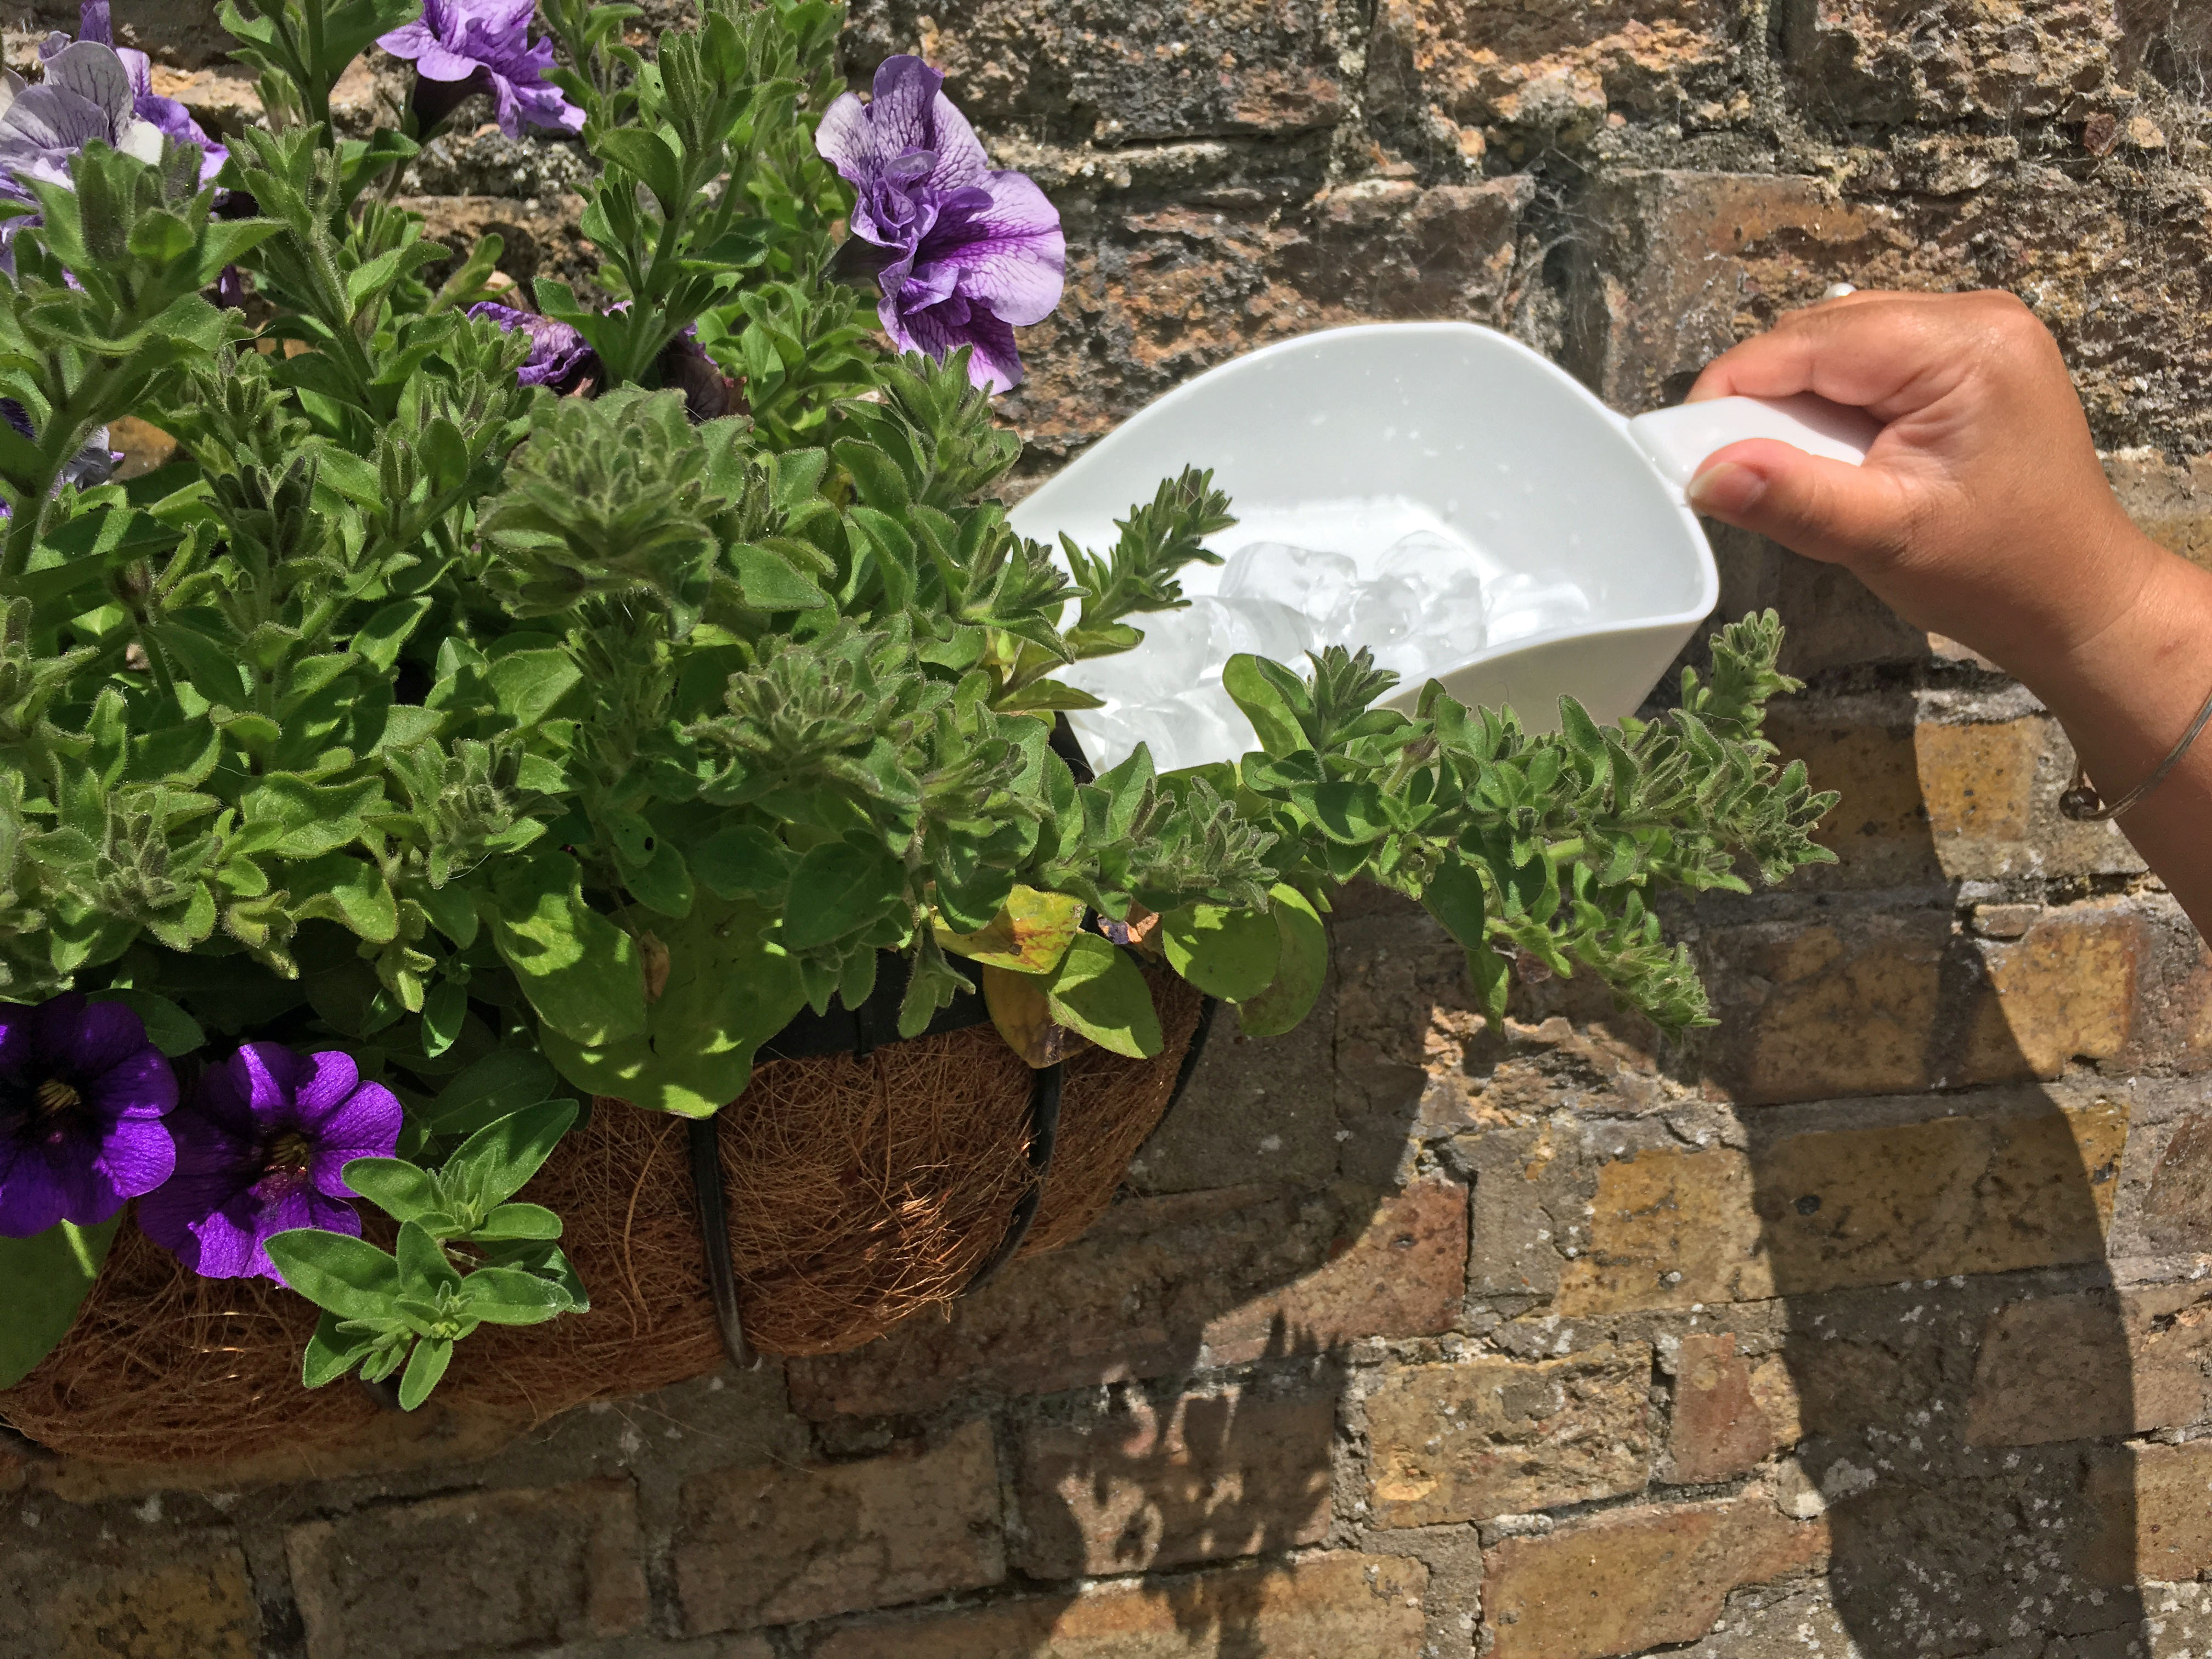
[{"x1": 1626, "y1": 393, "x2": 1881, "y2": 493}]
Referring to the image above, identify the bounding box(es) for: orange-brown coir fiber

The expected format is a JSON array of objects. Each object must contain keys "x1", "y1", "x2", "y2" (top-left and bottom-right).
[{"x1": 0, "y1": 975, "x2": 1204, "y2": 1465}]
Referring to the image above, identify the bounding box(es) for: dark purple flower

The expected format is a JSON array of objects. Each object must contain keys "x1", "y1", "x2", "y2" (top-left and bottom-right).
[
  {"x1": 40, "y1": 4, "x2": 227, "y2": 187},
  {"x1": 469, "y1": 300, "x2": 596, "y2": 391},
  {"x1": 471, "y1": 301, "x2": 742, "y2": 419},
  {"x1": 138, "y1": 1044, "x2": 401, "y2": 1282},
  {"x1": 0, "y1": 993, "x2": 177, "y2": 1237},
  {"x1": 815, "y1": 56, "x2": 1064, "y2": 392},
  {"x1": 377, "y1": 0, "x2": 585, "y2": 141},
  {"x1": 0, "y1": 397, "x2": 120, "y2": 518}
]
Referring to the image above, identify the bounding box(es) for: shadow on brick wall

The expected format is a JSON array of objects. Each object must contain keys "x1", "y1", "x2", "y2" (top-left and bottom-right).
[
  {"x1": 771, "y1": 947, "x2": 1450, "y2": 1652},
  {"x1": 1709, "y1": 533, "x2": 2152, "y2": 1655}
]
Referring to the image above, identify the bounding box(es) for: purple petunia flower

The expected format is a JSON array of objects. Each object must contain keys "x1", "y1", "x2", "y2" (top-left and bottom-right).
[
  {"x1": 138, "y1": 1044, "x2": 401, "y2": 1282},
  {"x1": 377, "y1": 0, "x2": 585, "y2": 142},
  {"x1": 814, "y1": 56, "x2": 1064, "y2": 393},
  {"x1": 39, "y1": 4, "x2": 227, "y2": 187},
  {"x1": 0, "y1": 993, "x2": 178, "y2": 1237},
  {"x1": 468, "y1": 300, "x2": 595, "y2": 391},
  {"x1": 470, "y1": 301, "x2": 742, "y2": 419}
]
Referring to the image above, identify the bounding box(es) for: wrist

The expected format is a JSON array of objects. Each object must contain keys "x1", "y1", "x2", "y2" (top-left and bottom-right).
[
  {"x1": 2021, "y1": 532, "x2": 2212, "y2": 742},
  {"x1": 1983, "y1": 520, "x2": 2175, "y2": 696}
]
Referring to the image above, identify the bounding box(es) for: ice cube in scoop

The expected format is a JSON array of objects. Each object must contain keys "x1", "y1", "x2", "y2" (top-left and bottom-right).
[{"x1": 1218, "y1": 541, "x2": 1359, "y2": 621}]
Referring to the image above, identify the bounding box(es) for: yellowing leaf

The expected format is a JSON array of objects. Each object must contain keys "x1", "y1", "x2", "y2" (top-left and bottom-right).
[
  {"x1": 938, "y1": 885, "x2": 1085, "y2": 974},
  {"x1": 982, "y1": 963, "x2": 1086, "y2": 1067}
]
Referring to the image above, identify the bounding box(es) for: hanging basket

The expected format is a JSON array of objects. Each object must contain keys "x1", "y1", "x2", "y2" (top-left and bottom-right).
[{"x1": 0, "y1": 964, "x2": 1209, "y2": 1467}]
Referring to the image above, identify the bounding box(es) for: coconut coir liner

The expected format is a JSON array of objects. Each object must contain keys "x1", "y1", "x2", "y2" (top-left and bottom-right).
[{"x1": 0, "y1": 977, "x2": 1204, "y2": 1465}]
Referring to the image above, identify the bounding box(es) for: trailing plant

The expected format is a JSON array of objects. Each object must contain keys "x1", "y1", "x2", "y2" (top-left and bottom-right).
[{"x1": 0, "y1": 0, "x2": 1835, "y2": 1408}]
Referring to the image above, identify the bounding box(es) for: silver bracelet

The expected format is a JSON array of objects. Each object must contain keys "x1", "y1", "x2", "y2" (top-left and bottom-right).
[{"x1": 2059, "y1": 678, "x2": 2212, "y2": 822}]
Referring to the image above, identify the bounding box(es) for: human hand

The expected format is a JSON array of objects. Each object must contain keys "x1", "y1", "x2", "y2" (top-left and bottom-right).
[{"x1": 1684, "y1": 289, "x2": 2165, "y2": 683}]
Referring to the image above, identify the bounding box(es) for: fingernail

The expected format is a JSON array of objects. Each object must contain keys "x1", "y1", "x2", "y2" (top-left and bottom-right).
[{"x1": 1686, "y1": 460, "x2": 1767, "y2": 517}]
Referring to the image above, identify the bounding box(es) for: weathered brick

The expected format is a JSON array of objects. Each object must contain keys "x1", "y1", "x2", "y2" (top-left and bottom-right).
[
  {"x1": 1015, "y1": 1389, "x2": 1334, "y2": 1578},
  {"x1": 2111, "y1": 447, "x2": 2212, "y2": 571},
  {"x1": 1765, "y1": 710, "x2": 2141, "y2": 888},
  {"x1": 285, "y1": 1480, "x2": 647, "y2": 1659},
  {"x1": 1701, "y1": 902, "x2": 2145, "y2": 1104},
  {"x1": 848, "y1": 0, "x2": 1355, "y2": 142},
  {"x1": 1130, "y1": 993, "x2": 1340, "y2": 1193},
  {"x1": 1482, "y1": 1496, "x2": 1828, "y2": 1659},
  {"x1": 0, "y1": 1537, "x2": 259, "y2": 1659},
  {"x1": 2143, "y1": 1110, "x2": 2212, "y2": 1248},
  {"x1": 1370, "y1": 0, "x2": 1730, "y2": 140},
  {"x1": 1364, "y1": 1346, "x2": 1651, "y2": 1527},
  {"x1": 2081, "y1": 1439, "x2": 2212, "y2": 1585},
  {"x1": 787, "y1": 1177, "x2": 1466, "y2": 1418},
  {"x1": 674, "y1": 1420, "x2": 1002, "y2": 1632},
  {"x1": 1665, "y1": 1333, "x2": 1796, "y2": 1484},
  {"x1": 1559, "y1": 1099, "x2": 2128, "y2": 1313},
  {"x1": 1779, "y1": 0, "x2": 2118, "y2": 127},
  {"x1": 1966, "y1": 1287, "x2": 2212, "y2": 1446},
  {"x1": 1563, "y1": 172, "x2": 1888, "y2": 414},
  {"x1": 812, "y1": 1550, "x2": 1429, "y2": 1658}
]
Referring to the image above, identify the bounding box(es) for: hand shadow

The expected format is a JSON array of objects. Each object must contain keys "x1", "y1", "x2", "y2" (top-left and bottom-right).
[{"x1": 1697, "y1": 533, "x2": 2166, "y2": 1655}]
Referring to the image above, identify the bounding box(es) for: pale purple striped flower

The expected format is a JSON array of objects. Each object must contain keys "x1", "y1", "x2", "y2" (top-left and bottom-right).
[
  {"x1": 377, "y1": 0, "x2": 584, "y2": 140},
  {"x1": 815, "y1": 57, "x2": 1064, "y2": 392},
  {"x1": 38, "y1": 4, "x2": 227, "y2": 186}
]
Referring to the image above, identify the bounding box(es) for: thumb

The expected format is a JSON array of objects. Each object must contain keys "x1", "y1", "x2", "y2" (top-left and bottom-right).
[{"x1": 1685, "y1": 438, "x2": 1910, "y2": 571}]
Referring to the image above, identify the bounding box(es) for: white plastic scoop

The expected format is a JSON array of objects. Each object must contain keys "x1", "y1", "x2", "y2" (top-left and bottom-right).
[{"x1": 1008, "y1": 321, "x2": 1878, "y2": 768}]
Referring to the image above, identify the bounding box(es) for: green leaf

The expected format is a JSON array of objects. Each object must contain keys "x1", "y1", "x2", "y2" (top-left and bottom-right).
[
  {"x1": 488, "y1": 853, "x2": 648, "y2": 1045},
  {"x1": 1423, "y1": 856, "x2": 1488, "y2": 951},
  {"x1": 613, "y1": 836, "x2": 694, "y2": 920},
  {"x1": 727, "y1": 543, "x2": 829, "y2": 610},
  {"x1": 301, "y1": 1310, "x2": 375, "y2": 1389},
  {"x1": 352, "y1": 597, "x2": 435, "y2": 673},
  {"x1": 397, "y1": 1335, "x2": 452, "y2": 1409},
  {"x1": 1468, "y1": 943, "x2": 1511, "y2": 1023},
  {"x1": 88, "y1": 989, "x2": 204, "y2": 1058},
  {"x1": 1160, "y1": 902, "x2": 1281, "y2": 1002},
  {"x1": 445, "y1": 1099, "x2": 578, "y2": 1214},
  {"x1": 1222, "y1": 653, "x2": 1307, "y2": 755},
  {"x1": 425, "y1": 1047, "x2": 557, "y2": 1136},
  {"x1": 151, "y1": 620, "x2": 249, "y2": 707},
  {"x1": 240, "y1": 775, "x2": 383, "y2": 858},
  {"x1": 290, "y1": 853, "x2": 400, "y2": 943},
  {"x1": 594, "y1": 127, "x2": 686, "y2": 210},
  {"x1": 487, "y1": 648, "x2": 583, "y2": 726},
  {"x1": 470, "y1": 1201, "x2": 562, "y2": 1242},
  {"x1": 0, "y1": 1218, "x2": 117, "y2": 1389},
  {"x1": 396, "y1": 1220, "x2": 462, "y2": 1295},
  {"x1": 780, "y1": 838, "x2": 902, "y2": 951},
  {"x1": 689, "y1": 823, "x2": 792, "y2": 899},
  {"x1": 1235, "y1": 883, "x2": 1327, "y2": 1037},
  {"x1": 539, "y1": 894, "x2": 805, "y2": 1118},
  {"x1": 420, "y1": 978, "x2": 466, "y2": 1058},
  {"x1": 341, "y1": 1156, "x2": 441, "y2": 1223},
  {"x1": 1307, "y1": 781, "x2": 1389, "y2": 844},
  {"x1": 264, "y1": 1229, "x2": 402, "y2": 1320},
  {"x1": 1043, "y1": 934, "x2": 1161, "y2": 1058},
  {"x1": 458, "y1": 1265, "x2": 575, "y2": 1325}
]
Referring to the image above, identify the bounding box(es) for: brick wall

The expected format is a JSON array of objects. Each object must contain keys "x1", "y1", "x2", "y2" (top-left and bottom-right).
[{"x1": 8, "y1": 2, "x2": 2212, "y2": 1656}]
